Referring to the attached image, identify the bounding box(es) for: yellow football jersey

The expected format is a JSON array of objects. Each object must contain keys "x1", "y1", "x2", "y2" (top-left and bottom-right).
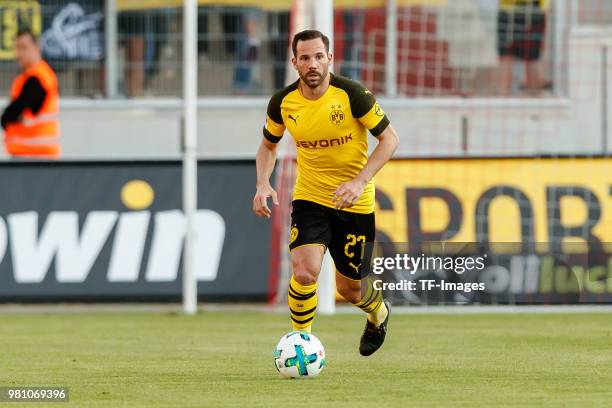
[{"x1": 263, "y1": 74, "x2": 390, "y2": 214}]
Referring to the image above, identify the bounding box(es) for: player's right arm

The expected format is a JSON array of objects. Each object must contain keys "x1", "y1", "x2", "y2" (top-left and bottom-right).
[
  {"x1": 253, "y1": 138, "x2": 280, "y2": 218},
  {"x1": 253, "y1": 93, "x2": 286, "y2": 218}
]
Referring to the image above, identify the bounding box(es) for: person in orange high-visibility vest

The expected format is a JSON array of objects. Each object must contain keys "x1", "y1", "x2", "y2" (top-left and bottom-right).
[{"x1": 1, "y1": 28, "x2": 60, "y2": 158}]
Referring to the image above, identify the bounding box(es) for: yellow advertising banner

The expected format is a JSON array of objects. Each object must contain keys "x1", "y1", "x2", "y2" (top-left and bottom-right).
[
  {"x1": 0, "y1": 1, "x2": 41, "y2": 60},
  {"x1": 375, "y1": 158, "x2": 612, "y2": 252}
]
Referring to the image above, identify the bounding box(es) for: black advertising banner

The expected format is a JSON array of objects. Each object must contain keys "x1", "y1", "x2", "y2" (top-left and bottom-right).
[
  {"x1": 40, "y1": 0, "x2": 104, "y2": 61},
  {"x1": 0, "y1": 160, "x2": 270, "y2": 301},
  {"x1": 0, "y1": 1, "x2": 104, "y2": 62}
]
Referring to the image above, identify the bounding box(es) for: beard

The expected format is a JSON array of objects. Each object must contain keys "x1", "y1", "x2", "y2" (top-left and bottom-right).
[{"x1": 299, "y1": 69, "x2": 328, "y2": 88}]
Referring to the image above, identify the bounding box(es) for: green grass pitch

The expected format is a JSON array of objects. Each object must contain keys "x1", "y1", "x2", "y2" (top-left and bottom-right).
[{"x1": 1, "y1": 311, "x2": 611, "y2": 407}]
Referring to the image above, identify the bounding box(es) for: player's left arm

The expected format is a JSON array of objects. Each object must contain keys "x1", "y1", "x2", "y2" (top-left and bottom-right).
[
  {"x1": 333, "y1": 84, "x2": 399, "y2": 209},
  {"x1": 333, "y1": 124, "x2": 399, "y2": 210}
]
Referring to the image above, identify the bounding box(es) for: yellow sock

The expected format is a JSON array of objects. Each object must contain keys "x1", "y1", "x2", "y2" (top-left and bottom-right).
[
  {"x1": 368, "y1": 301, "x2": 388, "y2": 326},
  {"x1": 352, "y1": 279, "x2": 388, "y2": 327},
  {"x1": 287, "y1": 275, "x2": 317, "y2": 333}
]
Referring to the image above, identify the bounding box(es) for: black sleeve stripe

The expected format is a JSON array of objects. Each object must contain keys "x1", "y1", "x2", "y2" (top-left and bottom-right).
[
  {"x1": 330, "y1": 74, "x2": 375, "y2": 118},
  {"x1": 267, "y1": 80, "x2": 299, "y2": 124},
  {"x1": 267, "y1": 94, "x2": 283, "y2": 124},
  {"x1": 352, "y1": 91, "x2": 376, "y2": 119},
  {"x1": 263, "y1": 127, "x2": 282, "y2": 143},
  {"x1": 370, "y1": 115, "x2": 390, "y2": 137}
]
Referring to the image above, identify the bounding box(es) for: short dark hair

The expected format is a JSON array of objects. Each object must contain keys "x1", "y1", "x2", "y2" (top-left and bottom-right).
[
  {"x1": 292, "y1": 30, "x2": 329, "y2": 57},
  {"x1": 16, "y1": 28, "x2": 38, "y2": 43}
]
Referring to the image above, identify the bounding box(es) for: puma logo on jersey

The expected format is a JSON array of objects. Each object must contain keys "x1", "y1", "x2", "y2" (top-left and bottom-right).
[{"x1": 288, "y1": 114, "x2": 299, "y2": 125}]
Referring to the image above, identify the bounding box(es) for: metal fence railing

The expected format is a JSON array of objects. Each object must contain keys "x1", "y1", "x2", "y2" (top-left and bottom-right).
[{"x1": 0, "y1": 1, "x2": 611, "y2": 98}]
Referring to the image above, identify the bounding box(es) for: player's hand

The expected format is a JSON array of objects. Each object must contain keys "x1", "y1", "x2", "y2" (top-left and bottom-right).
[
  {"x1": 333, "y1": 178, "x2": 367, "y2": 210},
  {"x1": 253, "y1": 183, "x2": 279, "y2": 218}
]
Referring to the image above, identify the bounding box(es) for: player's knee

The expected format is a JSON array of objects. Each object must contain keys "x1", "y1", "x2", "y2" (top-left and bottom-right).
[
  {"x1": 336, "y1": 279, "x2": 362, "y2": 304},
  {"x1": 291, "y1": 257, "x2": 319, "y2": 286},
  {"x1": 292, "y1": 270, "x2": 317, "y2": 286},
  {"x1": 338, "y1": 289, "x2": 361, "y2": 303}
]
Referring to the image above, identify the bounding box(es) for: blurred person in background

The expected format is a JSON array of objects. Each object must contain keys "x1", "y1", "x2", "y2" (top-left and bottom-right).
[
  {"x1": 119, "y1": 9, "x2": 146, "y2": 97},
  {"x1": 339, "y1": 9, "x2": 365, "y2": 81},
  {"x1": 1, "y1": 29, "x2": 60, "y2": 158},
  {"x1": 497, "y1": 0, "x2": 551, "y2": 95},
  {"x1": 223, "y1": 7, "x2": 261, "y2": 94},
  {"x1": 118, "y1": 8, "x2": 170, "y2": 97},
  {"x1": 267, "y1": 10, "x2": 290, "y2": 90}
]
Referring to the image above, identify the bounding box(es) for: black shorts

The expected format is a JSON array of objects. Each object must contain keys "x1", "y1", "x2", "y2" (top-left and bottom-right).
[
  {"x1": 497, "y1": 8, "x2": 546, "y2": 61},
  {"x1": 289, "y1": 199, "x2": 375, "y2": 281}
]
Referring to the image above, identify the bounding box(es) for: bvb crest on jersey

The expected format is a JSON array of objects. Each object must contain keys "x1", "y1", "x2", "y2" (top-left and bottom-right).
[{"x1": 329, "y1": 104, "x2": 345, "y2": 125}]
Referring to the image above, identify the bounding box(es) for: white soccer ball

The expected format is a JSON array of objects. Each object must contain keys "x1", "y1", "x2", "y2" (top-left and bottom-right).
[{"x1": 273, "y1": 331, "x2": 326, "y2": 378}]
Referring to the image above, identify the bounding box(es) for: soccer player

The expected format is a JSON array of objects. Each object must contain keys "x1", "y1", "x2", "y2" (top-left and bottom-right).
[{"x1": 253, "y1": 30, "x2": 399, "y2": 356}]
